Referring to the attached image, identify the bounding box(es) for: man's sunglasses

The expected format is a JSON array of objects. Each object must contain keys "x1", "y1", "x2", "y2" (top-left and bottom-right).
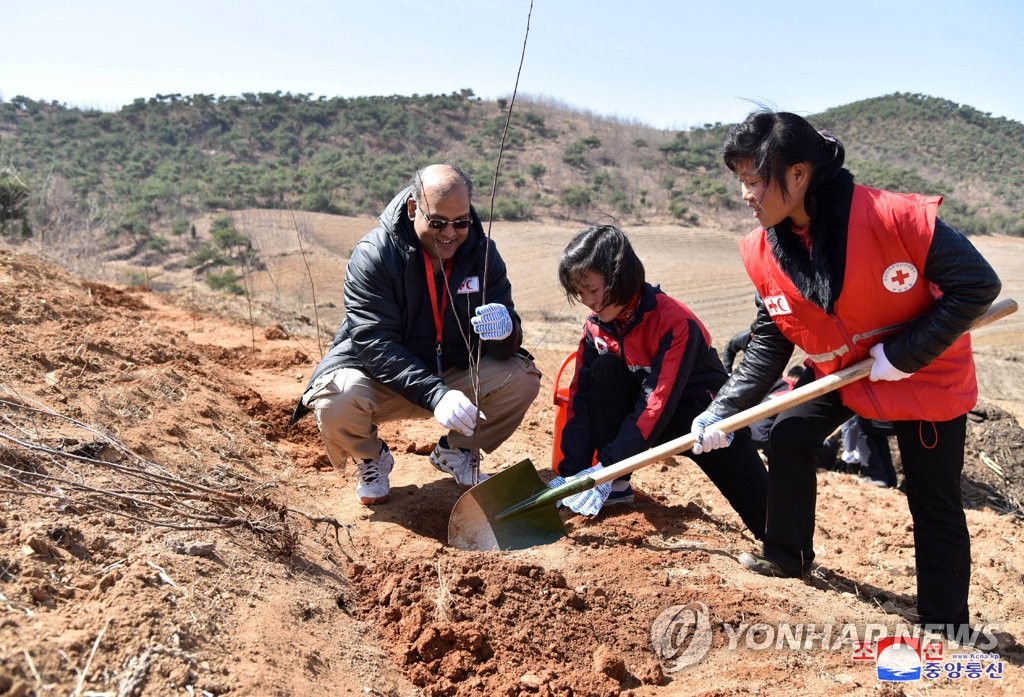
[{"x1": 418, "y1": 209, "x2": 472, "y2": 231}]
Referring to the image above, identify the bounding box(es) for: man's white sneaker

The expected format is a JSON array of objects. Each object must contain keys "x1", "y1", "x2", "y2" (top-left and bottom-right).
[
  {"x1": 429, "y1": 437, "x2": 489, "y2": 489},
  {"x1": 355, "y1": 444, "x2": 394, "y2": 505}
]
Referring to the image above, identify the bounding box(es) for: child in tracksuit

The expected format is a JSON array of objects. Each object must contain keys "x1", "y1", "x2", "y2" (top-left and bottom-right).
[{"x1": 549, "y1": 223, "x2": 768, "y2": 540}]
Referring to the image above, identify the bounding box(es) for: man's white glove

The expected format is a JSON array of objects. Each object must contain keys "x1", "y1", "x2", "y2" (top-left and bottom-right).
[
  {"x1": 470, "y1": 303, "x2": 513, "y2": 341},
  {"x1": 869, "y1": 343, "x2": 913, "y2": 382},
  {"x1": 546, "y1": 463, "x2": 611, "y2": 516},
  {"x1": 691, "y1": 411, "x2": 733, "y2": 455},
  {"x1": 433, "y1": 390, "x2": 478, "y2": 437}
]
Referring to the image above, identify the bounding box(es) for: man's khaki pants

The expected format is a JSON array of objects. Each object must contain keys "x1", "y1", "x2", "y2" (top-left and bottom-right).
[{"x1": 305, "y1": 354, "x2": 541, "y2": 466}]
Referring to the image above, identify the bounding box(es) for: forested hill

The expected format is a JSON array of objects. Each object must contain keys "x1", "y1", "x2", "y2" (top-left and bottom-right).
[{"x1": 1, "y1": 90, "x2": 1022, "y2": 255}]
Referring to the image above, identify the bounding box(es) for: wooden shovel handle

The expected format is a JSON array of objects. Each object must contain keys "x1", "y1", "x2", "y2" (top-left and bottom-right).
[{"x1": 590, "y1": 297, "x2": 1018, "y2": 486}]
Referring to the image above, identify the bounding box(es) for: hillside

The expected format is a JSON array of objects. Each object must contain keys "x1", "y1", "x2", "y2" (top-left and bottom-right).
[
  {"x1": 3, "y1": 92, "x2": 1023, "y2": 327},
  {"x1": 2, "y1": 92, "x2": 1022, "y2": 262},
  {"x1": 817, "y1": 95, "x2": 1024, "y2": 235}
]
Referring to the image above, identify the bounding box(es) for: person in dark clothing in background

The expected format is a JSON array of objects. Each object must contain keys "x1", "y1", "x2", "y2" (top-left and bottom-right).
[
  {"x1": 840, "y1": 416, "x2": 898, "y2": 488},
  {"x1": 749, "y1": 365, "x2": 804, "y2": 457},
  {"x1": 722, "y1": 326, "x2": 753, "y2": 373}
]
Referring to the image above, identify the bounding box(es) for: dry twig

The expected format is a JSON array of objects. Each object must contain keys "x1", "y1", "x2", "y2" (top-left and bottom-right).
[
  {"x1": 433, "y1": 561, "x2": 454, "y2": 623},
  {"x1": 0, "y1": 393, "x2": 340, "y2": 555},
  {"x1": 72, "y1": 619, "x2": 111, "y2": 697}
]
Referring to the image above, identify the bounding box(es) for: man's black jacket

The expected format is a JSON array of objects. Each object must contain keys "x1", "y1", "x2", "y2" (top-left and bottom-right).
[{"x1": 290, "y1": 186, "x2": 523, "y2": 424}]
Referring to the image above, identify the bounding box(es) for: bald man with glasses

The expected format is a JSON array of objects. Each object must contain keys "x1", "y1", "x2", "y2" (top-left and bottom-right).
[{"x1": 292, "y1": 162, "x2": 540, "y2": 506}]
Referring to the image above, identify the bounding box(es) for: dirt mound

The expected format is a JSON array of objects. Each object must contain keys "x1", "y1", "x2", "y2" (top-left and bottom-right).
[
  {"x1": 964, "y1": 403, "x2": 1024, "y2": 515},
  {"x1": 350, "y1": 489, "x2": 746, "y2": 697}
]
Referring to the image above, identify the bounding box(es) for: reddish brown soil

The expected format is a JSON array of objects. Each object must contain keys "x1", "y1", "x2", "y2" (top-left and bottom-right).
[{"x1": 1, "y1": 237, "x2": 1022, "y2": 696}]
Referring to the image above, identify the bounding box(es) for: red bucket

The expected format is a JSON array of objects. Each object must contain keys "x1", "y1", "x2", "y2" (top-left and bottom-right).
[
  {"x1": 551, "y1": 352, "x2": 598, "y2": 473},
  {"x1": 551, "y1": 352, "x2": 576, "y2": 472}
]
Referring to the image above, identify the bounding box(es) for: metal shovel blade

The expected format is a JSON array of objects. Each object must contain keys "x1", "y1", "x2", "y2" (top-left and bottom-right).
[{"x1": 448, "y1": 458, "x2": 566, "y2": 551}]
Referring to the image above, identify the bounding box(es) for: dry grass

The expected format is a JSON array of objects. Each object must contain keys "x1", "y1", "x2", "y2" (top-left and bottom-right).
[{"x1": 433, "y1": 561, "x2": 455, "y2": 624}]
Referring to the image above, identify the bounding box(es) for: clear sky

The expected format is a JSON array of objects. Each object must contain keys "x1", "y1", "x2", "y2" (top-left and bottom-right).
[{"x1": 4, "y1": 0, "x2": 1023, "y2": 130}]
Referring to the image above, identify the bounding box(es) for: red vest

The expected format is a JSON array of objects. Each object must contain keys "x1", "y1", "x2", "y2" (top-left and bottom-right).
[{"x1": 739, "y1": 185, "x2": 977, "y2": 421}]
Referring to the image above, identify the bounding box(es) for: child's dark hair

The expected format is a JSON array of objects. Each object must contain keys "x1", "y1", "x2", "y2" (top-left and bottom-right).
[
  {"x1": 558, "y1": 224, "x2": 644, "y2": 307},
  {"x1": 721, "y1": 110, "x2": 846, "y2": 219}
]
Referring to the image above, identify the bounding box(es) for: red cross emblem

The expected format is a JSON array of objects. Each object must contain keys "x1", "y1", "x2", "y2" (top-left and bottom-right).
[
  {"x1": 882, "y1": 262, "x2": 918, "y2": 294},
  {"x1": 889, "y1": 268, "x2": 911, "y2": 286},
  {"x1": 762, "y1": 295, "x2": 791, "y2": 316}
]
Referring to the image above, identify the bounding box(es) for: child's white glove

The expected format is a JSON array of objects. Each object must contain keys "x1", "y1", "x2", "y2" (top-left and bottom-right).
[{"x1": 546, "y1": 463, "x2": 611, "y2": 516}]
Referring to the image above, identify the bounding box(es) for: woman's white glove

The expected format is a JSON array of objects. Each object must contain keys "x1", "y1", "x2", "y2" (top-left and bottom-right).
[
  {"x1": 433, "y1": 390, "x2": 477, "y2": 437},
  {"x1": 690, "y1": 411, "x2": 733, "y2": 455},
  {"x1": 869, "y1": 343, "x2": 913, "y2": 382},
  {"x1": 546, "y1": 463, "x2": 611, "y2": 516},
  {"x1": 470, "y1": 303, "x2": 513, "y2": 341}
]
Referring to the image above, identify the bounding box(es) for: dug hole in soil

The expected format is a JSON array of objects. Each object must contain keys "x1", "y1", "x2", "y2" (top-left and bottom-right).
[{"x1": 0, "y1": 247, "x2": 1022, "y2": 696}]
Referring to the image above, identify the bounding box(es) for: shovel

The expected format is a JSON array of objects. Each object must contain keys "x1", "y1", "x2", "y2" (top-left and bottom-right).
[{"x1": 448, "y1": 298, "x2": 1018, "y2": 551}]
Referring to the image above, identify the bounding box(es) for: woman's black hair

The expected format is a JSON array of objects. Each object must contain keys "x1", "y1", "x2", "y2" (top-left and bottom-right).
[
  {"x1": 558, "y1": 224, "x2": 644, "y2": 307},
  {"x1": 723, "y1": 110, "x2": 856, "y2": 314},
  {"x1": 721, "y1": 110, "x2": 846, "y2": 219}
]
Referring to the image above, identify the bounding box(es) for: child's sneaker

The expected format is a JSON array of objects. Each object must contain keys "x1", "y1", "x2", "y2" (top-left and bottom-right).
[
  {"x1": 355, "y1": 443, "x2": 393, "y2": 505},
  {"x1": 429, "y1": 436, "x2": 489, "y2": 488},
  {"x1": 604, "y1": 481, "x2": 635, "y2": 506}
]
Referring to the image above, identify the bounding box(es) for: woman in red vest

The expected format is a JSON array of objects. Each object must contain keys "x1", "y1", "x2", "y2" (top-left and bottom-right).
[{"x1": 690, "y1": 109, "x2": 1001, "y2": 640}]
